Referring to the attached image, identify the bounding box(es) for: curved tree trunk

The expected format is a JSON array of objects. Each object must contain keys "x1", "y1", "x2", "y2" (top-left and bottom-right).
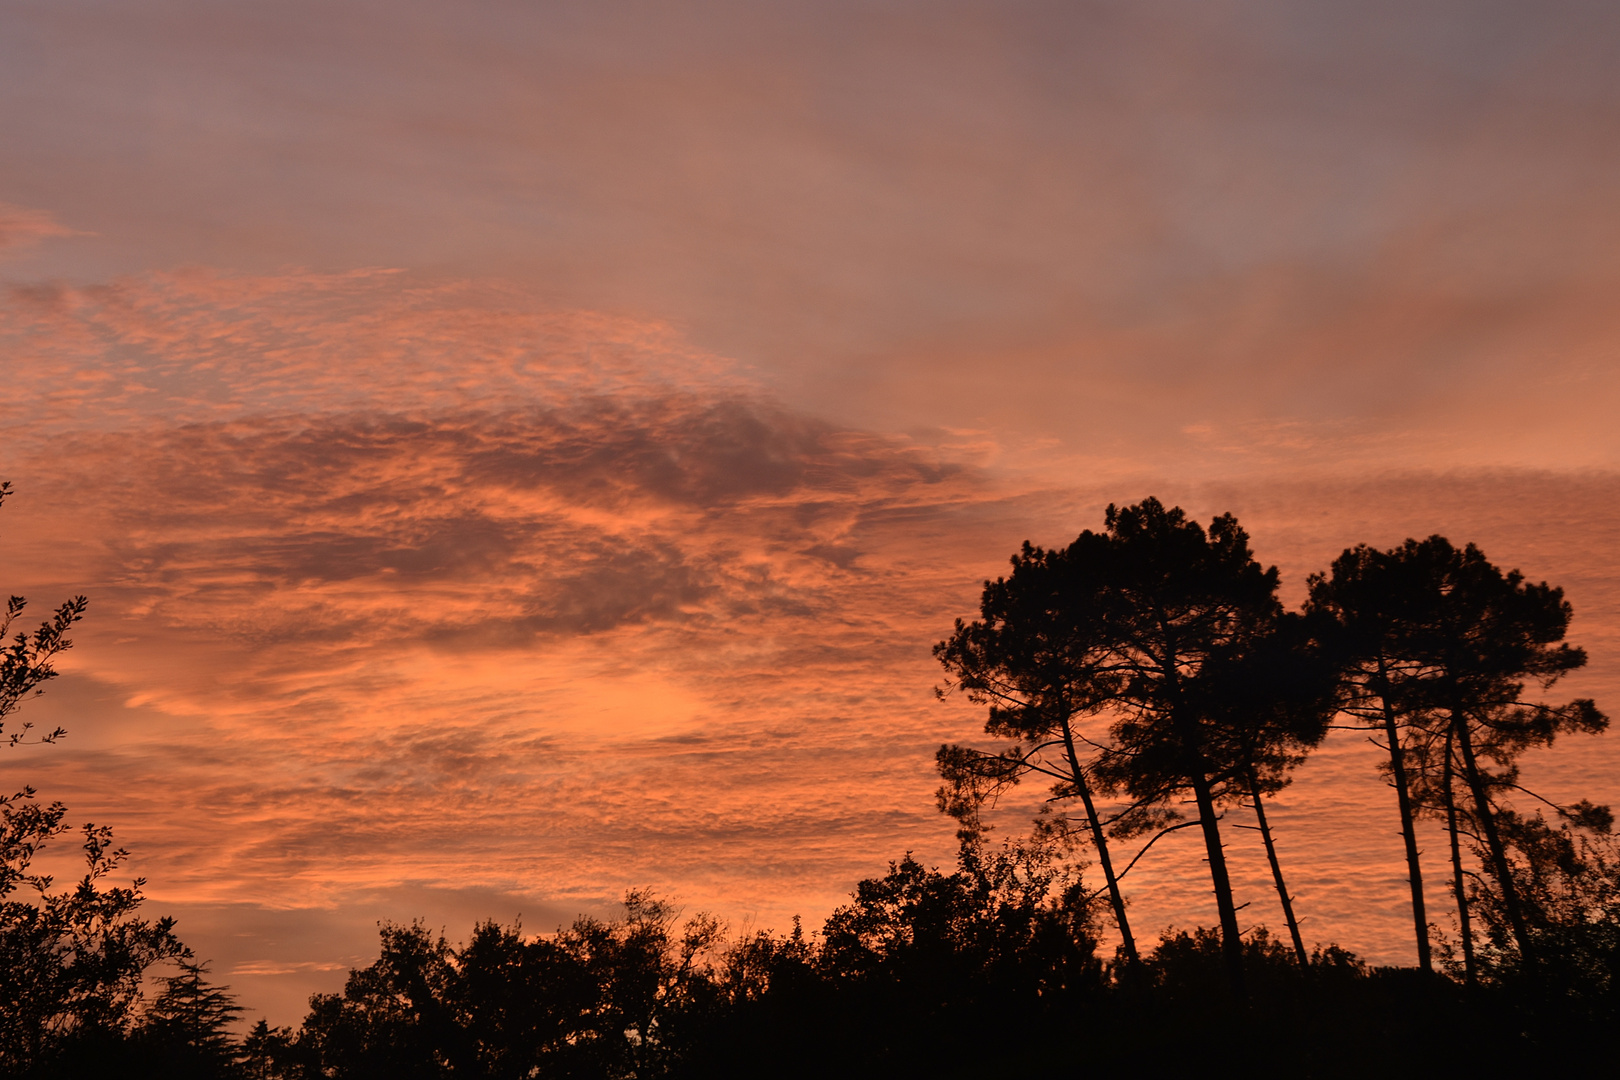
[
  {"x1": 1059, "y1": 715, "x2": 1138, "y2": 964},
  {"x1": 1247, "y1": 769, "x2": 1307, "y2": 966},
  {"x1": 1374, "y1": 660, "x2": 1432, "y2": 972},
  {"x1": 1454, "y1": 713, "x2": 1535, "y2": 963},
  {"x1": 1442, "y1": 731, "x2": 1477, "y2": 986},
  {"x1": 1189, "y1": 765, "x2": 1246, "y2": 999}
]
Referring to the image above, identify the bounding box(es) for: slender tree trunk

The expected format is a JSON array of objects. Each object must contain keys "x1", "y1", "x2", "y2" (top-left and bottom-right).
[
  {"x1": 1453, "y1": 712, "x2": 1536, "y2": 962},
  {"x1": 1059, "y1": 715, "x2": 1138, "y2": 964},
  {"x1": 1442, "y1": 733, "x2": 1477, "y2": 986},
  {"x1": 1189, "y1": 764, "x2": 1246, "y2": 999},
  {"x1": 1161, "y1": 644, "x2": 1245, "y2": 999},
  {"x1": 1375, "y1": 661, "x2": 1431, "y2": 972},
  {"x1": 1247, "y1": 768, "x2": 1308, "y2": 967}
]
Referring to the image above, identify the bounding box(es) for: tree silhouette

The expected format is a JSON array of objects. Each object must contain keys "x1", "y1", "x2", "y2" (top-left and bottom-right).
[
  {"x1": 0, "y1": 482, "x2": 88, "y2": 749},
  {"x1": 7, "y1": 480, "x2": 1620, "y2": 1074},
  {"x1": 1422, "y1": 540, "x2": 1599, "y2": 977},
  {"x1": 0, "y1": 806, "x2": 187, "y2": 1071},
  {"x1": 1192, "y1": 610, "x2": 1341, "y2": 965},
  {"x1": 934, "y1": 534, "x2": 1141, "y2": 963},
  {"x1": 297, "y1": 921, "x2": 476, "y2": 1079},
  {"x1": 818, "y1": 827, "x2": 1102, "y2": 1002},
  {"x1": 241, "y1": 1019, "x2": 304, "y2": 1079},
  {"x1": 289, "y1": 895, "x2": 727, "y2": 1079},
  {"x1": 1308, "y1": 544, "x2": 1446, "y2": 972},
  {"x1": 138, "y1": 960, "x2": 247, "y2": 1077},
  {"x1": 1315, "y1": 537, "x2": 1604, "y2": 981},
  {"x1": 1467, "y1": 801, "x2": 1620, "y2": 990},
  {"x1": 937, "y1": 499, "x2": 1333, "y2": 994},
  {"x1": 0, "y1": 480, "x2": 190, "y2": 1074},
  {"x1": 1084, "y1": 498, "x2": 1285, "y2": 997}
]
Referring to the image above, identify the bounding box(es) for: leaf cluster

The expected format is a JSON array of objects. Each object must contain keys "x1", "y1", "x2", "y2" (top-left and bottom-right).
[{"x1": 0, "y1": 788, "x2": 188, "y2": 1075}]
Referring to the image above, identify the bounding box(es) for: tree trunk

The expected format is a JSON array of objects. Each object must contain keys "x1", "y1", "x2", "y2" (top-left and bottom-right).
[
  {"x1": 1375, "y1": 660, "x2": 1431, "y2": 972},
  {"x1": 1163, "y1": 642, "x2": 1245, "y2": 999},
  {"x1": 1189, "y1": 765, "x2": 1246, "y2": 999},
  {"x1": 1059, "y1": 715, "x2": 1138, "y2": 964},
  {"x1": 1453, "y1": 712, "x2": 1536, "y2": 963},
  {"x1": 1247, "y1": 769, "x2": 1308, "y2": 966},
  {"x1": 1442, "y1": 733, "x2": 1477, "y2": 986}
]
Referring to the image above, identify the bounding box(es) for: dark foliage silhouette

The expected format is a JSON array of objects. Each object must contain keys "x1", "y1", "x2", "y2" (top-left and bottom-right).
[
  {"x1": 132, "y1": 961, "x2": 249, "y2": 1077},
  {"x1": 817, "y1": 827, "x2": 1103, "y2": 1002},
  {"x1": 933, "y1": 533, "x2": 1142, "y2": 962},
  {"x1": 936, "y1": 502, "x2": 1341, "y2": 986},
  {"x1": 0, "y1": 803, "x2": 188, "y2": 1074},
  {"x1": 1312, "y1": 537, "x2": 1606, "y2": 983},
  {"x1": 1465, "y1": 803, "x2": 1620, "y2": 991},
  {"x1": 1183, "y1": 607, "x2": 1341, "y2": 965},
  {"x1": 0, "y1": 482, "x2": 196, "y2": 1078},
  {"x1": 1082, "y1": 499, "x2": 1291, "y2": 997},
  {"x1": 244, "y1": 894, "x2": 729, "y2": 1079},
  {"x1": 0, "y1": 483, "x2": 87, "y2": 751},
  {"x1": 1308, "y1": 545, "x2": 1449, "y2": 972},
  {"x1": 230, "y1": 829, "x2": 1606, "y2": 1079}
]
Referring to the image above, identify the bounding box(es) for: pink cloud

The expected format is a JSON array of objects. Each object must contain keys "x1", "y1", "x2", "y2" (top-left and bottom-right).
[
  {"x1": 0, "y1": 269, "x2": 749, "y2": 436},
  {"x1": 0, "y1": 203, "x2": 86, "y2": 254}
]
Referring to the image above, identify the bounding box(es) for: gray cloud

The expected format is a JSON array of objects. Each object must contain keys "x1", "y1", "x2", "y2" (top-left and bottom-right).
[{"x1": 5, "y1": 3, "x2": 1617, "y2": 469}]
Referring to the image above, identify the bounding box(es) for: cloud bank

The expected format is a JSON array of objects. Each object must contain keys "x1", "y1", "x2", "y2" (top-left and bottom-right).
[{"x1": 3, "y1": 271, "x2": 1615, "y2": 1029}]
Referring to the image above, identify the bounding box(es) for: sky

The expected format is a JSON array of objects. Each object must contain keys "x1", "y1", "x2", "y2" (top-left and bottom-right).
[{"x1": 3, "y1": 0, "x2": 1619, "y2": 1025}]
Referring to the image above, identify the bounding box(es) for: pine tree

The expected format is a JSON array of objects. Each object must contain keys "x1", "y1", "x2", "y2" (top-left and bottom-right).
[
  {"x1": 935, "y1": 533, "x2": 1140, "y2": 963},
  {"x1": 141, "y1": 959, "x2": 246, "y2": 1074}
]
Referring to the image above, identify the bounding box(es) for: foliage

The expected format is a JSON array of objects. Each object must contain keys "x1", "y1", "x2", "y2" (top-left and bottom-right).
[
  {"x1": 133, "y1": 961, "x2": 250, "y2": 1078},
  {"x1": 681, "y1": 828, "x2": 1108, "y2": 1079},
  {"x1": 1315, "y1": 535, "x2": 1607, "y2": 980},
  {"x1": 933, "y1": 532, "x2": 1146, "y2": 958},
  {"x1": 1085, "y1": 498, "x2": 1288, "y2": 809},
  {"x1": 251, "y1": 893, "x2": 727, "y2": 1079},
  {"x1": 934, "y1": 499, "x2": 1341, "y2": 980},
  {"x1": 817, "y1": 826, "x2": 1103, "y2": 999},
  {"x1": 1, "y1": 479, "x2": 197, "y2": 1077},
  {"x1": 0, "y1": 788, "x2": 188, "y2": 1075},
  {"x1": 0, "y1": 482, "x2": 87, "y2": 749},
  {"x1": 1464, "y1": 803, "x2": 1620, "y2": 993},
  {"x1": 1078, "y1": 498, "x2": 1302, "y2": 993}
]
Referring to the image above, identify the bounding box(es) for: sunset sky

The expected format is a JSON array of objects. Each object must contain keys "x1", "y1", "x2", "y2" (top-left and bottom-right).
[{"x1": 4, "y1": 0, "x2": 1619, "y2": 1025}]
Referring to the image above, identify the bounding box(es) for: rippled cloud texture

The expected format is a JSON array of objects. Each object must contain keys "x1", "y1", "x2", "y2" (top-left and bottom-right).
[
  {"x1": 1, "y1": 271, "x2": 1057, "y2": 1018},
  {"x1": 3, "y1": 0, "x2": 1619, "y2": 1027}
]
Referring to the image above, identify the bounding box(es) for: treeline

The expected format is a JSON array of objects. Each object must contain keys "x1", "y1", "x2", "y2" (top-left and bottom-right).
[
  {"x1": 4, "y1": 492, "x2": 1619, "y2": 1077},
  {"x1": 9, "y1": 833, "x2": 1613, "y2": 1078}
]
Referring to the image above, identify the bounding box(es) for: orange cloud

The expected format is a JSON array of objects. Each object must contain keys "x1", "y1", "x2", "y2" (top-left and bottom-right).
[{"x1": 4, "y1": 269, "x2": 1618, "y2": 1026}]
